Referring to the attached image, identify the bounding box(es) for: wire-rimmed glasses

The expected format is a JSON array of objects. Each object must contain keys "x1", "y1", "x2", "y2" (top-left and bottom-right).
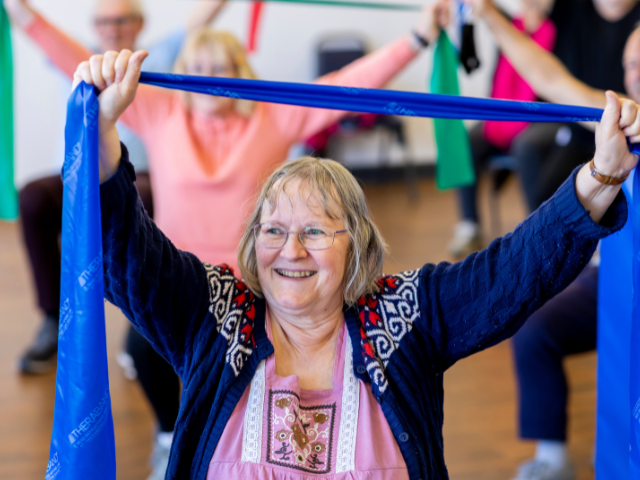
[{"x1": 253, "y1": 223, "x2": 347, "y2": 250}]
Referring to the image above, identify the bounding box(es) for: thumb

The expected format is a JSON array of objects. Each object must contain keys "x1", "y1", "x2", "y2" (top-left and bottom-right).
[
  {"x1": 121, "y1": 49, "x2": 148, "y2": 91},
  {"x1": 600, "y1": 90, "x2": 622, "y2": 138}
]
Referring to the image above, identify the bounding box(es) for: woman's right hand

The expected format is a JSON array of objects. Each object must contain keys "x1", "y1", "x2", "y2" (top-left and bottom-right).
[
  {"x1": 461, "y1": 0, "x2": 497, "y2": 18},
  {"x1": 3, "y1": 0, "x2": 35, "y2": 28},
  {"x1": 72, "y1": 50, "x2": 148, "y2": 182},
  {"x1": 415, "y1": 0, "x2": 451, "y2": 44}
]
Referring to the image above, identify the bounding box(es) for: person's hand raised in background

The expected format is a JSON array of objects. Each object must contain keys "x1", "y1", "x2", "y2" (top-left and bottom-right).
[{"x1": 415, "y1": 0, "x2": 452, "y2": 43}]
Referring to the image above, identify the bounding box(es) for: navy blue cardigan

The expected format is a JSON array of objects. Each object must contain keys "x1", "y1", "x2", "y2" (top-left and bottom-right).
[{"x1": 101, "y1": 146, "x2": 627, "y2": 480}]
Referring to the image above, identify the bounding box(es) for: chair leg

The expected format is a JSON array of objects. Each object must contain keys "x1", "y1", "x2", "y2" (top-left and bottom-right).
[
  {"x1": 403, "y1": 160, "x2": 420, "y2": 203},
  {"x1": 488, "y1": 172, "x2": 501, "y2": 237}
]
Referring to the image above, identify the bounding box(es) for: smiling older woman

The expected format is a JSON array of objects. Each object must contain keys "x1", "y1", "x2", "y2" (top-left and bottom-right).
[{"x1": 85, "y1": 51, "x2": 638, "y2": 480}]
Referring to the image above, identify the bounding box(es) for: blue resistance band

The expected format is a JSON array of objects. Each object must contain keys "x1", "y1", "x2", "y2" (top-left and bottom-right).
[
  {"x1": 46, "y1": 83, "x2": 115, "y2": 480},
  {"x1": 139, "y1": 72, "x2": 640, "y2": 154}
]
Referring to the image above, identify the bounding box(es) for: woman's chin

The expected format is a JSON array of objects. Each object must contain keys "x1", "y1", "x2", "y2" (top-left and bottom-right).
[
  {"x1": 192, "y1": 97, "x2": 234, "y2": 118},
  {"x1": 270, "y1": 292, "x2": 313, "y2": 313}
]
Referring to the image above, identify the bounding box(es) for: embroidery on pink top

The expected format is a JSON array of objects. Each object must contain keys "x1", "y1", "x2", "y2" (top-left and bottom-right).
[{"x1": 267, "y1": 390, "x2": 337, "y2": 473}]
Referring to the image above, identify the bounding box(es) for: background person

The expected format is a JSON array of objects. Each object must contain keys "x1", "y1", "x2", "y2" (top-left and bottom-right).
[
  {"x1": 14, "y1": 0, "x2": 450, "y2": 269},
  {"x1": 463, "y1": 0, "x2": 640, "y2": 214},
  {"x1": 3, "y1": 1, "x2": 226, "y2": 479},
  {"x1": 449, "y1": 0, "x2": 556, "y2": 258},
  {"x1": 456, "y1": 2, "x2": 640, "y2": 477},
  {"x1": 76, "y1": 47, "x2": 637, "y2": 479}
]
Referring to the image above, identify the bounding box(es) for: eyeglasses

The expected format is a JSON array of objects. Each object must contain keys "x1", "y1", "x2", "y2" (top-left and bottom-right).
[
  {"x1": 186, "y1": 64, "x2": 236, "y2": 77},
  {"x1": 253, "y1": 223, "x2": 347, "y2": 250},
  {"x1": 94, "y1": 15, "x2": 141, "y2": 28}
]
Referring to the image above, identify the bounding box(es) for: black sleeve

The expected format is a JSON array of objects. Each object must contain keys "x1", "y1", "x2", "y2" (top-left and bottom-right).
[{"x1": 549, "y1": 0, "x2": 572, "y2": 28}]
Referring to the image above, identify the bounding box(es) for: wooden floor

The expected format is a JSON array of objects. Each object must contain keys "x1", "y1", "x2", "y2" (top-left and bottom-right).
[{"x1": 0, "y1": 175, "x2": 595, "y2": 480}]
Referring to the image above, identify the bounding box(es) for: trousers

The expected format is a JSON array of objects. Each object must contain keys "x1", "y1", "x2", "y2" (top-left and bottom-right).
[{"x1": 512, "y1": 266, "x2": 598, "y2": 441}]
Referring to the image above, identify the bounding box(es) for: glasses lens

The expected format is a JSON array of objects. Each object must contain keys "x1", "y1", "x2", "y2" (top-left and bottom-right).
[
  {"x1": 95, "y1": 15, "x2": 138, "y2": 27},
  {"x1": 255, "y1": 224, "x2": 287, "y2": 248},
  {"x1": 300, "y1": 226, "x2": 333, "y2": 250}
]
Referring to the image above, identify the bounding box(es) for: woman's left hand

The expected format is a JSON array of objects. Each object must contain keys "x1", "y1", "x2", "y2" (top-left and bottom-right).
[
  {"x1": 593, "y1": 92, "x2": 640, "y2": 178},
  {"x1": 415, "y1": 0, "x2": 451, "y2": 44},
  {"x1": 576, "y1": 91, "x2": 640, "y2": 223}
]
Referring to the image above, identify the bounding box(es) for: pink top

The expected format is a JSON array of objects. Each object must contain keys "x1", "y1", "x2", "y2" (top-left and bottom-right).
[
  {"x1": 208, "y1": 312, "x2": 409, "y2": 479},
  {"x1": 26, "y1": 15, "x2": 417, "y2": 271},
  {"x1": 483, "y1": 18, "x2": 557, "y2": 149}
]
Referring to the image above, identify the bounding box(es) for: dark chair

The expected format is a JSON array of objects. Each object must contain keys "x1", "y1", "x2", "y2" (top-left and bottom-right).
[
  {"x1": 486, "y1": 154, "x2": 517, "y2": 236},
  {"x1": 310, "y1": 35, "x2": 418, "y2": 200}
]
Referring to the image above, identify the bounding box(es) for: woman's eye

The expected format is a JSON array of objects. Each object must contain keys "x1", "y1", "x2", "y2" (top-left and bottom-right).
[
  {"x1": 265, "y1": 227, "x2": 284, "y2": 235},
  {"x1": 306, "y1": 228, "x2": 326, "y2": 236}
]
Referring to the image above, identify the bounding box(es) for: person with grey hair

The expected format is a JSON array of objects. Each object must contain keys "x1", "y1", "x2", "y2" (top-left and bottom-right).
[
  {"x1": 71, "y1": 48, "x2": 638, "y2": 479},
  {"x1": 4, "y1": 1, "x2": 227, "y2": 479}
]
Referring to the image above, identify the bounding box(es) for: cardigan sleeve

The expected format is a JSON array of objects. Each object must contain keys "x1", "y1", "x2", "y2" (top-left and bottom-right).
[
  {"x1": 100, "y1": 144, "x2": 212, "y2": 377},
  {"x1": 416, "y1": 165, "x2": 627, "y2": 370}
]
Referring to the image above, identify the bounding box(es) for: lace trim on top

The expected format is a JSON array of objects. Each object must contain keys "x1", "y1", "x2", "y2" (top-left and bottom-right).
[
  {"x1": 336, "y1": 339, "x2": 360, "y2": 472},
  {"x1": 241, "y1": 360, "x2": 266, "y2": 463}
]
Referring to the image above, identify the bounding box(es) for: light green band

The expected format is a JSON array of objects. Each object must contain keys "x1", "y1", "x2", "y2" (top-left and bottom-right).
[{"x1": 230, "y1": 0, "x2": 421, "y2": 11}]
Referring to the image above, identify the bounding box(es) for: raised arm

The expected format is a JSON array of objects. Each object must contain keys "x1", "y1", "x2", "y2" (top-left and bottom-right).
[
  {"x1": 273, "y1": 1, "x2": 450, "y2": 140},
  {"x1": 4, "y1": 1, "x2": 173, "y2": 139},
  {"x1": 73, "y1": 50, "x2": 213, "y2": 375},
  {"x1": 4, "y1": 0, "x2": 93, "y2": 79},
  {"x1": 186, "y1": 0, "x2": 228, "y2": 33},
  {"x1": 464, "y1": 0, "x2": 606, "y2": 107},
  {"x1": 418, "y1": 92, "x2": 637, "y2": 370},
  {"x1": 100, "y1": 147, "x2": 212, "y2": 376}
]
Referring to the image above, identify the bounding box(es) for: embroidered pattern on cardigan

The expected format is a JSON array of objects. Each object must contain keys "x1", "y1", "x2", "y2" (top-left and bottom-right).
[
  {"x1": 267, "y1": 390, "x2": 337, "y2": 473},
  {"x1": 204, "y1": 263, "x2": 257, "y2": 376},
  {"x1": 203, "y1": 265, "x2": 421, "y2": 392},
  {"x1": 357, "y1": 269, "x2": 420, "y2": 393}
]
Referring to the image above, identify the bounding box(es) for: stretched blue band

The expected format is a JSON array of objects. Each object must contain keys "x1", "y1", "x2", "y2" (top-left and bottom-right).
[{"x1": 139, "y1": 72, "x2": 640, "y2": 154}]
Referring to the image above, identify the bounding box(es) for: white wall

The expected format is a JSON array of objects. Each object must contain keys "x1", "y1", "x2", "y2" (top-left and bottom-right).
[{"x1": 11, "y1": 0, "x2": 520, "y2": 186}]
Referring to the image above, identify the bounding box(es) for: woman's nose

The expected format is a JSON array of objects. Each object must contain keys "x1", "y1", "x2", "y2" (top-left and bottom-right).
[{"x1": 279, "y1": 232, "x2": 307, "y2": 260}]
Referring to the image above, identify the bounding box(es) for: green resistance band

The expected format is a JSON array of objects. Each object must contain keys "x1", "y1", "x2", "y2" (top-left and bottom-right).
[
  {"x1": 430, "y1": 31, "x2": 475, "y2": 190},
  {"x1": 0, "y1": 4, "x2": 17, "y2": 221},
  {"x1": 228, "y1": 0, "x2": 421, "y2": 11}
]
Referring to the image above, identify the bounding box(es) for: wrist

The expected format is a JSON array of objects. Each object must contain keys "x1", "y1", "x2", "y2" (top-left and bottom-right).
[
  {"x1": 99, "y1": 119, "x2": 117, "y2": 135},
  {"x1": 481, "y1": 4, "x2": 501, "y2": 23},
  {"x1": 576, "y1": 163, "x2": 622, "y2": 223},
  {"x1": 410, "y1": 29, "x2": 431, "y2": 50},
  {"x1": 4, "y1": 0, "x2": 36, "y2": 28},
  {"x1": 591, "y1": 156, "x2": 631, "y2": 183},
  {"x1": 98, "y1": 125, "x2": 122, "y2": 184}
]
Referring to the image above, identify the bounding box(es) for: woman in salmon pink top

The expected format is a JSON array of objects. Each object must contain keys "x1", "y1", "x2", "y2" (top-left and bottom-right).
[{"x1": 21, "y1": 2, "x2": 447, "y2": 272}]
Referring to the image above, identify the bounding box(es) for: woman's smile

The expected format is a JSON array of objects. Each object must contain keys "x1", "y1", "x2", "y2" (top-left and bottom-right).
[{"x1": 275, "y1": 269, "x2": 318, "y2": 279}]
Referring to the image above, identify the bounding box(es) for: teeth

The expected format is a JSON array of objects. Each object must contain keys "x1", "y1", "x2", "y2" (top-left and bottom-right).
[{"x1": 277, "y1": 269, "x2": 316, "y2": 278}]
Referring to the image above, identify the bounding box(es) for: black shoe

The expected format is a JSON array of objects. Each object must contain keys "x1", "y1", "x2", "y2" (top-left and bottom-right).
[{"x1": 19, "y1": 317, "x2": 59, "y2": 374}]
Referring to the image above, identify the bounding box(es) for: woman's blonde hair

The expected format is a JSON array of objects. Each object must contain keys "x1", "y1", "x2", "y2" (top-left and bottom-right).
[
  {"x1": 173, "y1": 28, "x2": 257, "y2": 116},
  {"x1": 238, "y1": 157, "x2": 387, "y2": 306}
]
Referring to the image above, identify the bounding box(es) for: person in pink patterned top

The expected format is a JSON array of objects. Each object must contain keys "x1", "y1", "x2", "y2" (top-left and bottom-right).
[{"x1": 210, "y1": 310, "x2": 408, "y2": 479}]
